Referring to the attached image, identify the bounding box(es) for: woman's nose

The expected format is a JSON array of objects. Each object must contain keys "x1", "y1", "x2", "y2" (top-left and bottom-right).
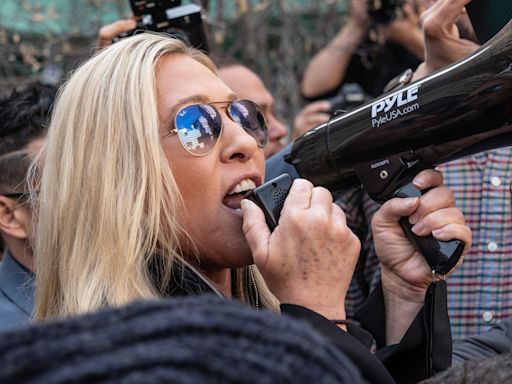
[{"x1": 219, "y1": 116, "x2": 260, "y2": 162}]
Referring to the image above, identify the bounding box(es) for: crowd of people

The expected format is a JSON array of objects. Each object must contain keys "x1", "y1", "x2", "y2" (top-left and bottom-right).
[{"x1": 0, "y1": 0, "x2": 510, "y2": 383}]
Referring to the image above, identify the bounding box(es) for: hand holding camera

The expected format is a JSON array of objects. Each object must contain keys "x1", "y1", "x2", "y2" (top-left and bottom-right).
[
  {"x1": 97, "y1": 18, "x2": 138, "y2": 51},
  {"x1": 101, "y1": 0, "x2": 209, "y2": 51}
]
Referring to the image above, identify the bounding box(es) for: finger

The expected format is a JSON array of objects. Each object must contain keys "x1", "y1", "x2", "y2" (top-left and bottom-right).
[
  {"x1": 305, "y1": 113, "x2": 331, "y2": 126},
  {"x1": 281, "y1": 178, "x2": 314, "y2": 211},
  {"x1": 422, "y1": 0, "x2": 443, "y2": 17},
  {"x1": 309, "y1": 186, "x2": 333, "y2": 216},
  {"x1": 432, "y1": 223, "x2": 472, "y2": 255},
  {"x1": 331, "y1": 201, "x2": 348, "y2": 228},
  {"x1": 411, "y1": 207, "x2": 464, "y2": 236},
  {"x1": 303, "y1": 100, "x2": 331, "y2": 114},
  {"x1": 373, "y1": 197, "x2": 420, "y2": 227},
  {"x1": 402, "y1": 2, "x2": 417, "y2": 22},
  {"x1": 422, "y1": 0, "x2": 470, "y2": 38},
  {"x1": 409, "y1": 185, "x2": 455, "y2": 224},
  {"x1": 97, "y1": 19, "x2": 137, "y2": 50},
  {"x1": 412, "y1": 169, "x2": 443, "y2": 190},
  {"x1": 241, "y1": 199, "x2": 271, "y2": 267}
]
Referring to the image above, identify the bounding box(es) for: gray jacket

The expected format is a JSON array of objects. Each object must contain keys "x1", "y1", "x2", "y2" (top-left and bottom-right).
[
  {"x1": 0, "y1": 249, "x2": 34, "y2": 332},
  {"x1": 453, "y1": 317, "x2": 512, "y2": 365}
]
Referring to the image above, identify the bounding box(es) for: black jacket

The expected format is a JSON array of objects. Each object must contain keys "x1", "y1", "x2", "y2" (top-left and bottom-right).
[{"x1": 166, "y1": 262, "x2": 451, "y2": 384}]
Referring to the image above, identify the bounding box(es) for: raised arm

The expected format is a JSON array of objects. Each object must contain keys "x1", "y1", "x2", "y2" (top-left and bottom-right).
[
  {"x1": 301, "y1": 0, "x2": 370, "y2": 99},
  {"x1": 411, "y1": 0, "x2": 479, "y2": 81}
]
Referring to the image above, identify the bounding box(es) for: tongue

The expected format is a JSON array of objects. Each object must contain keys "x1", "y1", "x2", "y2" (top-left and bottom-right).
[{"x1": 223, "y1": 194, "x2": 244, "y2": 209}]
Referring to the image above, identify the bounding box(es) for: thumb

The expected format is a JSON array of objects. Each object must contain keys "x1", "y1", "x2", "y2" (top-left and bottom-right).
[
  {"x1": 374, "y1": 197, "x2": 420, "y2": 227},
  {"x1": 402, "y1": 2, "x2": 417, "y2": 21},
  {"x1": 241, "y1": 199, "x2": 271, "y2": 268},
  {"x1": 97, "y1": 19, "x2": 137, "y2": 51}
]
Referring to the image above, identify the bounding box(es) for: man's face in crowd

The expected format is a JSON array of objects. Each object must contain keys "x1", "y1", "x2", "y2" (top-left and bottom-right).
[
  {"x1": 219, "y1": 65, "x2": 288, "y2": 158},
  {"x1": 0, "y1": 136, "x2": 44, "y2": 270}
]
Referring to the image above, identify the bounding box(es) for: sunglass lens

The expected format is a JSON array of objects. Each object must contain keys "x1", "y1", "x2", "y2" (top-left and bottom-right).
[
  {"x1": 229, "y1": 100, "x2": 269, "y2": 148},
  {"x1": 175, "y1": 104, "x2": 222, "y2": 155}
]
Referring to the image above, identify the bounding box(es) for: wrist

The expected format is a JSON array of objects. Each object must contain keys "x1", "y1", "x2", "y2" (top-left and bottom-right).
[
  {"x1": 381, "y1": 268, "x2": 429, "y2": 304},
  {"x1": 327, "y1": 20, "x2": 367, "y2": 52},
  {"x1": 402, "y1": 30, "x2": 425, "y2": 60},
  {"x1": 383, "y1": 286, "x2": 423, "y2": 345},
  {"x1": 346, "y1": 17, "x2": 371, "y2": 34},
  {"x1": 279, "y1": 296, "x2": 346, "y2": 323},
  {"x1": 381, "y1": 268, "x2": 428, "y2": 345}
]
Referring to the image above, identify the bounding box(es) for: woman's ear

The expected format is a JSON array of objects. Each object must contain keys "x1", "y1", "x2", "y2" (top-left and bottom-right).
[{"x1": 0, "y1": 196, "x2": 31, "y2": 240}]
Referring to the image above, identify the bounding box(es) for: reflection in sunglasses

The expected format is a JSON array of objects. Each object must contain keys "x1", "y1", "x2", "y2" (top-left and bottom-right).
[{"x1": 180, "y1": 116, "x2": 213, "y2": 152}]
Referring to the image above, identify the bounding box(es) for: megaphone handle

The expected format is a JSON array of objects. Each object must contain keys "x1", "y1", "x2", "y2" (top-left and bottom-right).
[{"x1": 393, "y1": 182, "x2": 465, "y2": 275}]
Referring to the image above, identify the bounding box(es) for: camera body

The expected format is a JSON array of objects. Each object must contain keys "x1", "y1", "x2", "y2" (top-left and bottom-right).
[
  {"x1": 367, "y1": 0, "x2": 405, "y2": 24},
  {"x1": 130, "y1": 0, "x2": 181, "y2": 16},
  {"x1": 118, "y1": 1, "x2": 209, "y2": 51},
  {"x1": 325, "y1": 83, "x2": 371, "y2": 115}
]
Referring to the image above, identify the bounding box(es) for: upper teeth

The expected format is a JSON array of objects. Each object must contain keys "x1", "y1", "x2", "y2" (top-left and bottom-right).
[{"x1": 228, "y1": 179, "x2": 256, "y2": 195}]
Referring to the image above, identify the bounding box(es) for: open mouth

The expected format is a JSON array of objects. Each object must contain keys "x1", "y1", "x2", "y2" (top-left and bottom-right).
[{"x1": 222, "y1": 179, "x2": 256, "y2": 210}]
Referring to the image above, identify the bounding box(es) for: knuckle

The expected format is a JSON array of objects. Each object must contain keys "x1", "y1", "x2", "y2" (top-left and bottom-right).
[
  {"x1": 464, "y1": 226, "x2": 473, "y2": 243},
  {"x1": 308, "y1": 210, "x2": 330, "y2": 228},
  {"x1": 437, "y1": 186, "x2": 455, "y2": 206},
  {"x1": 284, "y1": 209, "x2": 303, "y2": 226},
  {"x1": 435, "y1": 169, "x2": 444, "y2": 184},
  {"x1": 292, "y1": 178, "x2": 313, "y2": 192},
  {"x1": 422, "y1": 16, "x2": 442, "y2": 37},
  {"x1": 452, "y1": 208, "x2": 465, "y2": 224},
  {"x1": 334, "y1": 220, "x2": 353, "y2": 239},
  {"x1": 313, "y1": 186, "x2": 333, "y2": 202},
  {"x1": 447, "y1": 193, "x2": 456, "y2": 207},
  {"x1": 332, "y1": 202, "x2": 346, "y2": 218},
  {"x1": 420, "y1": 214, "x2": 435, "y2": 229}
]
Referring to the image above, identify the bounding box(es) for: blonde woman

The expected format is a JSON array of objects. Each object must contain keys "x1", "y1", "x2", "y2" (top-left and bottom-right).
[{"x1": 30, "y1": 33, "x2": 470, "y2": 382}]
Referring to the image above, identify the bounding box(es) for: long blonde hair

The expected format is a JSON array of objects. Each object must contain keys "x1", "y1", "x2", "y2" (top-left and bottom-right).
[{"x1": 31, "y1": 34, "x2": 277, "y2": 320}]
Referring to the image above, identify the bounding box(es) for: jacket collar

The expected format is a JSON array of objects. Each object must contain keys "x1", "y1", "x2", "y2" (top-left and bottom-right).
[
  {"x1": 165, "y1": 260, "x2": 219, "y2": 297},
  {"x1": 0, "y1": 249, "x2": 35, "y2": 315}
]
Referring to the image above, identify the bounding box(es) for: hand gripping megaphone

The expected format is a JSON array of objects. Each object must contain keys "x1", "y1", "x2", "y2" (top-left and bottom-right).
[{"x1": 250, "y1": 18, "x2": 510, "y2": 275}]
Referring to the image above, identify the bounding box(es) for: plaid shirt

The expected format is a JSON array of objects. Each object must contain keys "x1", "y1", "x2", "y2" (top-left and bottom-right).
[{"x1": 340, "y1": 148, "x2": 512, "y2": 340}]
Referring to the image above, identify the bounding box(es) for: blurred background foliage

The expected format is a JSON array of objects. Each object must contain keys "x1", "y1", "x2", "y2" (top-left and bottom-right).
[{"x1": 0, "y1": 0, "x2": 350, "y2": 126}]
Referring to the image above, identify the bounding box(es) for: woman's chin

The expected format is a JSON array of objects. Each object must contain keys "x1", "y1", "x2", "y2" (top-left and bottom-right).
[
  {"x1": 193, "y1": 237, "x2": 254, "y2": 271},
  {"x1": 223, "y1": 242, "x2": 254, "y2": 269}
]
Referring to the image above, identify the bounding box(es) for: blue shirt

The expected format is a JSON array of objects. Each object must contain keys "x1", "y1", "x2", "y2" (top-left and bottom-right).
[{"x1": 0, "y1": 249, "x2": 34, "y2": 331}]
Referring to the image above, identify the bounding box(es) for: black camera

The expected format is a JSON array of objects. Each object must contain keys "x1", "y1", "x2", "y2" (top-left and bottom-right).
[
  {"x1": 325, "y1": 83, "x2": 371, "y2": 115},
  {"x1": 367, "y1": 0, "x2": 405, "y2": 24},
  {"x1": 117, "y1": 0, "x2": 209, "y2": 51}
]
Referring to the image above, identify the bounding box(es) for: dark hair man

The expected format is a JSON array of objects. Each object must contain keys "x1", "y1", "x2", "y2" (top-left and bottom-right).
[{"x1": 0, "y1": 82, "x2": 56, "y2": 331}]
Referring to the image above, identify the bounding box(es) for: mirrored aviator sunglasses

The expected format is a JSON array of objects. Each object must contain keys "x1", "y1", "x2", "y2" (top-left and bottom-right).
[{"x1": 170, "y1": 99, "x2": 269, "y2": 156}]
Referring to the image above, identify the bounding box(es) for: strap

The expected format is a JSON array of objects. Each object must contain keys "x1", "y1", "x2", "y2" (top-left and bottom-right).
[{"x1": 423, "y1": 279, "x2": 452, "y2": 376}]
